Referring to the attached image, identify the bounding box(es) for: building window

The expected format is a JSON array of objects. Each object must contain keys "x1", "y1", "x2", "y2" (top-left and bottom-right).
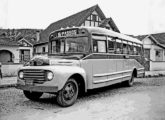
[
  {"x1": 92, "y1": 14, "x2": 97, "y2": 21},
  {"x1": 155, "y1": 49, "x2": 163, "y2": 61},
  {"x1": 42, "y1": 47, "x2": 46, "y2": 53}
]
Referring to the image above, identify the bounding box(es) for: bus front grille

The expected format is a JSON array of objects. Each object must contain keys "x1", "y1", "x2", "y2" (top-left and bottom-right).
[{"x1": 23, "y1": 69, "x2": 46, "y2": 84}]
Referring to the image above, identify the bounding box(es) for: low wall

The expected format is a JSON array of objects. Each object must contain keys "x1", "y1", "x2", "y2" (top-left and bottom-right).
[
  {"x1": 1, "y1": 63, "x2": 23, "y2": 77},
  {"x1": 150, "y1": 61, "x2": 165, "y2": 71}
]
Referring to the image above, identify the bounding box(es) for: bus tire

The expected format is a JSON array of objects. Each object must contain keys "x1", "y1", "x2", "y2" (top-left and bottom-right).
[
  {"x1": 124, "y1": 73, "x2": 135, "y2": 87},
  {"x1": 23, "y1": 90, "x2": 43, "y2": 101},
  {"x1": 56, "y1": 78, "x2": 79, "y2": 107}
]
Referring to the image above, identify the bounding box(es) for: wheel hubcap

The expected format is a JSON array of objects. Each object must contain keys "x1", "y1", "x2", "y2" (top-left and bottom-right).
[{"x1": 63, "y1": 82, "x2": 76, "y2": 100}]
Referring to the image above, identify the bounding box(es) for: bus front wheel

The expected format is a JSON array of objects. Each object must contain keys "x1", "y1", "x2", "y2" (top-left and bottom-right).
[
  {"x1": 56, "y1": 78, "x2": 79, "y2": 107},
  {"x1": 23, "y1": 90, "x2": 43, "y2": 101}
]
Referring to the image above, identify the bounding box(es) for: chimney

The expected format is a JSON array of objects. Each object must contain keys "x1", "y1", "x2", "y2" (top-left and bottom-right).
[{"x1": 36, "y1": 31, "x2": 40, "y2": 42}]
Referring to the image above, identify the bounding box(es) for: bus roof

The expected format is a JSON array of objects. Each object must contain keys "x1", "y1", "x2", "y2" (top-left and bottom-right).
[
  {"x1": 50, "y1": 26, "x2": 142, "y2": 45},
  {"x1": 81, "y1": 26, "x2": 142, "y2": 45}
]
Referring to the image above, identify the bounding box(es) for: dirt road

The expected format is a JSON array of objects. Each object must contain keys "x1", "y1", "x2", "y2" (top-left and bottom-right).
[{"x1": 0, "y1": 77, "x2": 165, "y2": 120}]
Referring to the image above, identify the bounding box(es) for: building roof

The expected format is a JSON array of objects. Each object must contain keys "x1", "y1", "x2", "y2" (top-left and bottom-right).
[
  {"x1": 151, "y1": 32, "x2": 165, "y2": 45},
  {"x1": 37, "y1": 4, "x2": 119, "y2": 45},
  {"x1": 22, "y1": 36, "x2": 37, "y2": 45},
  {"x1": 137, "y1": 32, "x2": 165, "y2": 49},
  {"x1": 0, "y1": 37, "x2": 18, "y2": 46},
  {"x1": 99, "y1": 18, "x2": 120, "y2": 33},
  {"x1": 136, "y1": 35, "x2": 148, "y2": 41}
]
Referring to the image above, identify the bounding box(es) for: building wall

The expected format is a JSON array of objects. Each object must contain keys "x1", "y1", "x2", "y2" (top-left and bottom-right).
[
  {"x1": 142, "y1": 37, "x2": 165, "y2": 71},
  {"x1": 82, "y1": 10, "x2": 102, "y2": 27},
  {"x1": 19, "y1": 46, "x2": 33, "y2": 59},
  {"x1": 0, "y1": 46, "x2": 33, "y2": 76},
  {"x1": 1, "y1": 64, "x2": 23, "y2": 76},
  {"x1": 35, "y1": 43, "x2": 48, "y2": 56}
]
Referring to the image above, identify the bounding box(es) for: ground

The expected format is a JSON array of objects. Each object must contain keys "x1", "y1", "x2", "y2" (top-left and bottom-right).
[{"x1": 0, "y1": 77, "x2": 165, "y2": 120}]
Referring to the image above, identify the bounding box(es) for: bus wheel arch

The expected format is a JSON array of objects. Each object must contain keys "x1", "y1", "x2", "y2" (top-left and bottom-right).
[
  {"x1": 69, "y1": 73, "x2": 86, "y2": 97},
  {"x1": 123, "y1": 68, "x2": 137, "y2": 87},
  {"x1": 132, "y1": 68, "x2": 137, "y2": 78}
]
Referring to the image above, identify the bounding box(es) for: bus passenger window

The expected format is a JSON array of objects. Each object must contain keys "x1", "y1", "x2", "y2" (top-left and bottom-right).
[
  {"x1": 128, "y1": 42, "x2": 133, "y2": 54},
  {"x1": 136, "y1": 44, "x2": 141, "y2": 55},
  {"x1": 133, "y1": 43, "x2": 137, "y2": 55},
  {"x1": 123, "y1": 41, "x2": 127, "y2": 54},
  {"x1": 93, "y1": 40, "x2": 98, "y2": 52},
  {"x1": 98, "y1": 41, "x2": 106, "y2": 52},
  {"x1": 93, "y1": 40, "x2": 106, "y2": 53},
  {"x1": 116, "y1": 39, "x2": 122, "y2": 54},
  {"x1": 108, "y1": 37, "x2": 115, "y2": 53}
]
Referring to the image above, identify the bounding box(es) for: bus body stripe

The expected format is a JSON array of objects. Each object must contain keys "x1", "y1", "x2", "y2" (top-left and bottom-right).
[
  {"x1": 93, "y1": 70, "x2": 132, "y2": 77},
  {"x1": 82, "y1": 53, "x2": 142, "y2": 60},
  {"x1": 93, "y1": 75, "x2": 131, "y2": 84}
]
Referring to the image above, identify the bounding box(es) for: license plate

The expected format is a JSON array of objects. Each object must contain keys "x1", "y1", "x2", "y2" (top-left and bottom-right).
[{"x1": 25, "y1": 80, "x2": 34, "y2": 85}]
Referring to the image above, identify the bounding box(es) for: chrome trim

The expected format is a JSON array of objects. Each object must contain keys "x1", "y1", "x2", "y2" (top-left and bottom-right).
[
  {"x1": 93, "y1": 70, "x2": 132, "y2": 77},
  {"x1": 93, "y1": 75, "x2": 131, "y2": 84}
]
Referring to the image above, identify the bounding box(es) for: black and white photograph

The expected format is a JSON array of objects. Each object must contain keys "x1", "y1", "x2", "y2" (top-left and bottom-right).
[{"x1": 0, "y1": 0, "x2": 165, "y2": 119}]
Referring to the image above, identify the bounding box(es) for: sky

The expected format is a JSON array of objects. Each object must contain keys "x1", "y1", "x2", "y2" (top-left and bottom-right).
[{"x1": 0, "y1": 0, "x2": 165, "y2": 35}]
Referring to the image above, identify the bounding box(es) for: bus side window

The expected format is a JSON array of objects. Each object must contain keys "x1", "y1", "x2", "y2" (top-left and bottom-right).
[
  {"x1": 128, "y1": 42, "x2": 133, "y2": 55},
  {"x1": 115, "y1": 39, "x2": 122, "y2": 54},
  {"x1": 122, "y1": 40, "x2": 128, "y2": 54},
  {"x1": 93, "y1": 39, "x2": 106, "y2": 53},
  {"x1": 133, "y1": 43, "x2": 138, "y2": 55},
  {"x1": 136, "y1": 44, "x2": 141, "y2": 55},
  {"x1": 93, "y1": 39, "x2": 98, "y2": 52},
  {"x1": 97, "y1": 41, "x2": 106, "y2": 53},
  {"x1": 108, "y1": 37, "x2": 115, "y2": 53}
]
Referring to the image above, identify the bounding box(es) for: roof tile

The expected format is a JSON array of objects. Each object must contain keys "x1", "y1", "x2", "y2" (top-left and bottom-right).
[{"x1": 0, "y1": 37, "x2": 18, "y2": 46}]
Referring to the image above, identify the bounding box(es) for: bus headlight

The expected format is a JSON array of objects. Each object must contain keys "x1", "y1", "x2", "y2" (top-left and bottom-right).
[
  {"x1": 18, "y1": 71, "x2": 24, "y2": 79},
  {"x1": 47, "y1": 71, "x2": 54, "y2": 80}
]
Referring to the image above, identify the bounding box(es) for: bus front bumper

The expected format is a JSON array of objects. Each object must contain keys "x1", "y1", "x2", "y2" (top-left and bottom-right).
[{"x1": 16, "y1": 84, "x2": 58, "y2": 93}]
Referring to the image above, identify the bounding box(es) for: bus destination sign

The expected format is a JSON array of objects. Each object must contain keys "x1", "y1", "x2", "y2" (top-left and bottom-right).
[{"x1": 56, "y1": 29, "x2": 78, "y2": 37}]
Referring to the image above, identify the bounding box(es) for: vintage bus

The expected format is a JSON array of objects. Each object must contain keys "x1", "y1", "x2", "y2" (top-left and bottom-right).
[{"x1": 16, "y1": 27, "x2": 145, "y2": 107}]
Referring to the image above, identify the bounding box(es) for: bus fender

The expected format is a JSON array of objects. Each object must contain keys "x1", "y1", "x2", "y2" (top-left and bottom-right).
[{"x1": 52, "y1": 66, "x2": 87, "y2": 92}]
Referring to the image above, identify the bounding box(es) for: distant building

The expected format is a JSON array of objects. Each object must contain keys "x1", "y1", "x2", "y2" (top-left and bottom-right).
[
  {"x1": 0, "y1": 29, "x2": 41, "y2": 64},
  {"x1": 137, "y1": 33, "x2": 165, "y2": 71},
  {"x1": 0, "y1": 37, "x2": 19, "y2": 63},
  {"x1": 34, "y1": 4, "x2": 120, "y2": 55},
  {"x1": 0, "y1": 29, "x2": 42, "y2": 76}
]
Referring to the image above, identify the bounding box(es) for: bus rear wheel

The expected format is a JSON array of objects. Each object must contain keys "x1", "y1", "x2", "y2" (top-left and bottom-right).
[
  {"x1": 23, "y1": 90, "x2": 43, "y2": 101},
  {"x1": 56, "y1": 78, "x2": 79, "y2": 107},
  {"x1": 124, "y1": 73, "x2": 135, "y2": 87}
]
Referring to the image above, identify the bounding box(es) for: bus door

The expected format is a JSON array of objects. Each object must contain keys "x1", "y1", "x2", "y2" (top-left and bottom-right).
[
  {"x1": 107, "y1": 37, "x2": 117, "y2": 82},
  {"x1": 115, "y1": 39, "x2": 124, "y2": 81},
  {"x1": 122, "y1": 41, "x2": 134, "y2": 81},
  {"x1": 92, "y1": 35, "x2": 109, "y2": 86}
]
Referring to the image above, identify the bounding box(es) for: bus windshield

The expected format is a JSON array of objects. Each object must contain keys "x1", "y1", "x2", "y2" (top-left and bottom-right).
[{"x1": 51, "y1": 36, "x2": 89, "y2": 54}]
